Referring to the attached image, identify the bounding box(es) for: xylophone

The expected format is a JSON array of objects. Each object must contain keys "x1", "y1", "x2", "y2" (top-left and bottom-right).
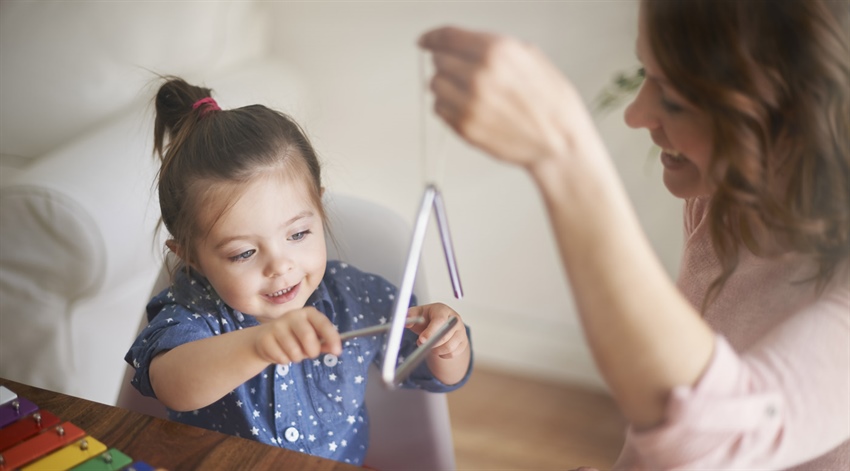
[{"x1": 0, "y1": 385, "x2": 156, "y2": 471}]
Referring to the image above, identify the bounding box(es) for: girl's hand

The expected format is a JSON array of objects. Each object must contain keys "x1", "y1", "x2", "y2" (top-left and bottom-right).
[
  {"x1": 406, "y1": 303, "x2": 469, "y2": 359},
  {"x1": 419, "y1": 26, "x2": 587, "y2": 170},
  {"x1": 253, "y1": 307, "x2": 342, "y2": 365}
]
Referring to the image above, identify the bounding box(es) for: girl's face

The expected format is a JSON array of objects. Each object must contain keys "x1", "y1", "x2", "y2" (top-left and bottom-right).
[
  {"x1": 191, "y1": 171, "x2": 327, "y2": 323},
  {"x1": 624, "y1": 3, "x2": 714, "y2": 199}
]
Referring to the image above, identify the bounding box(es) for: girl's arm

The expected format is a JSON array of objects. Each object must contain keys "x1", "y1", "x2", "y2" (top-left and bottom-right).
[
  {"x1": 419, "y1": 26, "x2": 714, "y2": 428},
  {"x1": 408, "y1": 303, "x2": 471, "y2": 386},
  {"x1": 150, "y1": 306, "x2": 342, "y2": 411}
]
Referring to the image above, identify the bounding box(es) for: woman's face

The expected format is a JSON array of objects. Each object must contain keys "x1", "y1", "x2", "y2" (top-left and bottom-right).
[{"x1": 624, "y1": 3, "x2": 715, "y2": 199}]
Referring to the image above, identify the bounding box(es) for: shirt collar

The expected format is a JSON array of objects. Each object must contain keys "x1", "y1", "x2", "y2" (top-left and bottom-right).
[{"x1": 306, "y1": 279, "x2": 336, "y2": 323}]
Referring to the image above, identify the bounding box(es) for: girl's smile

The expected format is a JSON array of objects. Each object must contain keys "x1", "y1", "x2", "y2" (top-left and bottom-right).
[{"x1": 264, "y1": 281, "x2": 301, "y2": 304}]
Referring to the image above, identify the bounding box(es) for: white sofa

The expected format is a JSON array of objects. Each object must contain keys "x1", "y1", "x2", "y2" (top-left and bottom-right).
[{"x1": 0, "y1": 0, "x2": 313, "y2": 405}]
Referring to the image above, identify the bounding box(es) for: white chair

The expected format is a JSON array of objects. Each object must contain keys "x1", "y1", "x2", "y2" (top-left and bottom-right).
[{"x1": 115, "y1": 193, "x2": 457, "y2": 471}]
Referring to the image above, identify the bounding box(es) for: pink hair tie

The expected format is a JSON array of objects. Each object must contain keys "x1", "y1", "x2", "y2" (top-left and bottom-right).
[{"x1": 192, "y1": 97, "x2": 221, "y2": 117}]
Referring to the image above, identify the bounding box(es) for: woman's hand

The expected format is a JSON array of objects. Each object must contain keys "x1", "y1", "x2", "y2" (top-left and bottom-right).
[
  {"x1": 406, "y1": 303, "x2": 471, "y2": 385},
  {"x1": 253, "y1": 307, "x2": 342, "y2": 365},
  {"x1": 419, "y1": 26, "x2": 588, "y2": 170}
]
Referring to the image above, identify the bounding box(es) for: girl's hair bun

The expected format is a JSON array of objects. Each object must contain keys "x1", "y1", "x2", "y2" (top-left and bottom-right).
[{"x1": 153, "y1": 76, "x2": 214, "y2": 160}]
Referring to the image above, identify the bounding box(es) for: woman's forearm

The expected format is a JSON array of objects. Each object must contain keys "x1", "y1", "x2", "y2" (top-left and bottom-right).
[
  {"x1": 150, "y1": 327, "x2": 269, "y2": 411},
  {"x1": 528, "y1": 124, "x2": 715, "y2": 428}
]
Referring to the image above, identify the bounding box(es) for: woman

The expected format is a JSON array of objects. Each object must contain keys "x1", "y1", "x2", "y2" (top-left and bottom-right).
[{"x1": 420, "y1": 0, "x2": 849, "y2": 468}]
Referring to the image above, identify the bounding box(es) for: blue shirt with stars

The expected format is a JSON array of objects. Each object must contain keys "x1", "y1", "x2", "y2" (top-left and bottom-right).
[{"x1": 125, "y1": 260, "x2": 472, "y2": 465}]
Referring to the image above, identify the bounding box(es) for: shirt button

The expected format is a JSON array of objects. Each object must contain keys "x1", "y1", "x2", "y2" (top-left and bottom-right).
[
  {"x1": 323, "y1": 354, "x2": 339, "y2": 367},
  {"x1": 276, "y1": 364, "x2": 289, "y2": 376},
  {"x1": 284, "y1": 427, "x2": 299, "y2": 442}
]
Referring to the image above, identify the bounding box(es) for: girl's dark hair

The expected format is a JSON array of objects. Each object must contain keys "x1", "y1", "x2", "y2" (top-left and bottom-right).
[
  {"x1": 152, "y1": 77, "x2": 325, "y2": 271},
  {"x1": 644, "y1": 0, "x2": 850, "y2": 306}
]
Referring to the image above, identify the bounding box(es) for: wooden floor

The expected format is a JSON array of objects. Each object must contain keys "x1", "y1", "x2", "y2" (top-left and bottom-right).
[{"x1": 447, "y1": 366, "x2": 626, "y2": 470}]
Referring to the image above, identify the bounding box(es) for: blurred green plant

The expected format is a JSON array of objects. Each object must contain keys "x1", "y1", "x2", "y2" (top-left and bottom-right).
[
  {"x1": 593, "y1": 66, "x2": 660, "y2": 173},
  {"x1": 592, "y1": 66, "x2": 645, "y2": 115}
]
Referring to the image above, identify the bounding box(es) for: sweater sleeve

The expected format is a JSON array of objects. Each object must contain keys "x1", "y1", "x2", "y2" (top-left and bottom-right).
[{"x1": 623, "y1": 279, "x2": 850, "y2": 469}]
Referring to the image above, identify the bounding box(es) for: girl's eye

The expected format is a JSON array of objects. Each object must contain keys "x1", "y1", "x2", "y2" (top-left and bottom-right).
[
  {"x1": 289, "y1": 230, "x2": 311, "y2": 242},
  {"x1": 229, "y1": 249, "x2": 255, "y2": 262}
]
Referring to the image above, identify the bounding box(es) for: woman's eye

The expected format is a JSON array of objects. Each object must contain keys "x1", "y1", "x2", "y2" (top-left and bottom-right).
[
  {"x1": 289, "y1": 230, "x2": 311, "y2": 242},
  {"x1": 661, "y1": 97, "x2": 684, "y2": 113},
  {"x1": 229, "y1": 249, "x2": 255, "y2": 262}
]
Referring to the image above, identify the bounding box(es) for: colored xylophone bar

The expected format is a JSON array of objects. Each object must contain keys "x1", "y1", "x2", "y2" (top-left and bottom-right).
[{"x1": 0, "y1": 385, "x2": 156, "y2": 471}]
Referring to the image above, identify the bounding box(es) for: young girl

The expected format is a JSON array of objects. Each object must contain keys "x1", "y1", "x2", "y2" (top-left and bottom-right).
[
  {"x1": 124, "y1": 77, "x2": 472, "y2": 466},
  {"x1": 421, "y1": 0, "x2": 848, "y2": 468}
]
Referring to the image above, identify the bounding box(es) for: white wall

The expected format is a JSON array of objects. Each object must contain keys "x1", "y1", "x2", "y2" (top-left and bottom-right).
[
  {"x1": 0, "y1": 1, "x2": 269, "y2": 165},
  {"x1": 266, "y1": 0, "x2": 683, "y2": 390}
]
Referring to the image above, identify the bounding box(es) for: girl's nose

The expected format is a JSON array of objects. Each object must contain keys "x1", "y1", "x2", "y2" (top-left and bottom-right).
[
  {"x1": 623, "y1": 81, "x2": 658, "y2": 131},
  {"x1": 265, "y1": 252, "x2": 293, "y2": 279}
]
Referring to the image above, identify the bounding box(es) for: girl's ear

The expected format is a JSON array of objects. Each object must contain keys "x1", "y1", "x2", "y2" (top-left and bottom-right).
[
  {"x1": 165, "y1": 240, "x2": 203, "y2": 275},
  {"x1": 165, "y1": 239, "x2": 183, "y2": 258}
]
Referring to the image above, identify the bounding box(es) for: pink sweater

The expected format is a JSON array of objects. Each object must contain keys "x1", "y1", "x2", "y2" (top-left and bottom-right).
[{"x1": 614, "y1": 197, "x2": 850, "y2": 470}]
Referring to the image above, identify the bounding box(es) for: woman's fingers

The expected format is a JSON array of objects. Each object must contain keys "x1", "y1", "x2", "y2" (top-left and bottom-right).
[
  {"x1": 420, "y1": 25, "x2": 583, "y2": 169},
  {"x1": 419, "y1": 25, "x2": 497, "y2": 60}
]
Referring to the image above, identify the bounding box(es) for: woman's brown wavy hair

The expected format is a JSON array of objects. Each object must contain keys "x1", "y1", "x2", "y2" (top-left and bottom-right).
[{"x1": 644, "y1": 0, "x2": 850, "y2": 306}]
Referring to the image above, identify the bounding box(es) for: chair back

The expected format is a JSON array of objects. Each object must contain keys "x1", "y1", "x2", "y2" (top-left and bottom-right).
[{"x1": 114, "y1": 193, "x2": 457, "y2": 471}]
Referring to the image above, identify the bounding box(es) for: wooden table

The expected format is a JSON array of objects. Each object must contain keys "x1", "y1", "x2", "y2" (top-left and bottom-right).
[{"x1": 0, "y1": 378, "x2": 363, "y2": 471}]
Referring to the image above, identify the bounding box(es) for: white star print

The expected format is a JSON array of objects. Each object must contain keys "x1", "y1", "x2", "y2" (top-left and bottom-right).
[
  {"x1": 354, "y1": 375, "x2": 364, "y2": 384},
  {"x1": 308, "y1": 434, "x2": 316, "y2": 442},
  {"x1": 236, "y1": 400, "x2": 243, "y2": 408},
  {"x1": 251, "y1": 426, "x2": 259, "y2": 436},
  {"x1": 253, "y1": 410, "x2": 260, "y2": 418},
  {"x1": 275, "y1": 411, "x2": 281, "y2": 419},
  {"x1": 329, "y1": 373, "x2": 337, "y2": 381},
  {"x1": 347, "y1": 415, "x2": 355, "y2": 424}
]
